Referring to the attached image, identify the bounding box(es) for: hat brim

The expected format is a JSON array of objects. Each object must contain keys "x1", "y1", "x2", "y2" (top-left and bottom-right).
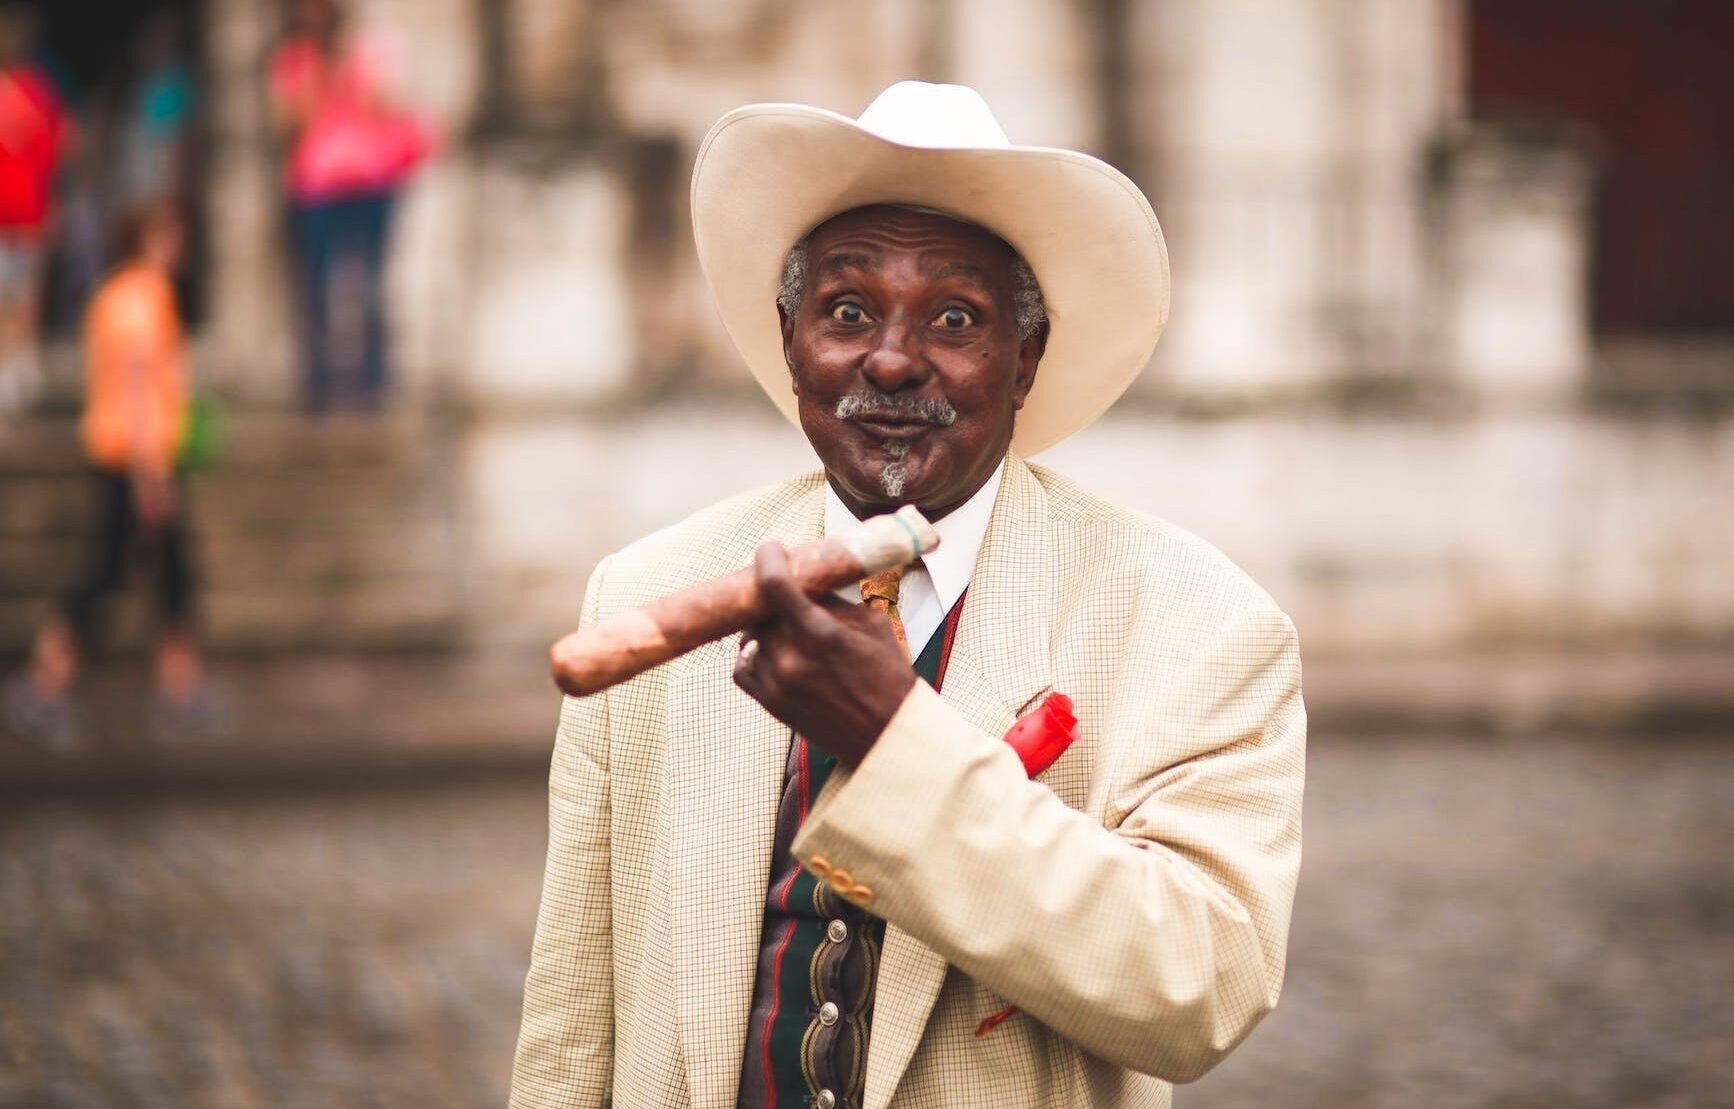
[{"x1": 690, "y1": 104, "x2": 1170, "y2": 456}]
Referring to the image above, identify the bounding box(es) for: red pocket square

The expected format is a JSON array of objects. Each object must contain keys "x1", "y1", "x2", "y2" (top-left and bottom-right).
[{"x1": 1003, "y1": 691, "x2": 1077, "y2": 778}]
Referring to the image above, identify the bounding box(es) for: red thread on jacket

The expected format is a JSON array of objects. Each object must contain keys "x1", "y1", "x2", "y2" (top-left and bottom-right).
[{"x1": 975, "y1": 1005, "x2": 1019, "y2": 1038}]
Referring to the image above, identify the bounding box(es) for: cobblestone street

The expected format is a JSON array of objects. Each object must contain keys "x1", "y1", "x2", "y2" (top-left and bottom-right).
[
  {"x1": 0, "y1": 783, "x2": 546, "y2": 1109},
  {"x1": 2, "y1": 734, "x2": 1730, "y2": 1109}
]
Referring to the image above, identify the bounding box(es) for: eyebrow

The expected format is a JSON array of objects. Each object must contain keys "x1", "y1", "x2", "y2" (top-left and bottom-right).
[
  {"x1": 925, "y1": 259, "x2": 991, "y2": 284},
  {"x1": 814, "y1": 251, "x2": 877, "y2": 277}
]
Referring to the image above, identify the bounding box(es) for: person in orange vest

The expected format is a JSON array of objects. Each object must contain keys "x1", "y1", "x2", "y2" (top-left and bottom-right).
[{"x1": 5, "y1": 206, "x2": 210, "y2": 749}]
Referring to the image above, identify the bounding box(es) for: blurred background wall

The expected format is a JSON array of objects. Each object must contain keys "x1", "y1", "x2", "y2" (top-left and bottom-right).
[
  {"x1": 1, "y1": 2, "x2": 1730, "y2": 1107},
  {"x1": 6, "y1": 0, "x2": 1733, "y2": 661}
]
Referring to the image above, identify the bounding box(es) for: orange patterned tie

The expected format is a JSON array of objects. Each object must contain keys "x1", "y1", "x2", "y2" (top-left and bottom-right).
[{"x1": 859, "y1": 566, "x2": 910, "y2": 660}]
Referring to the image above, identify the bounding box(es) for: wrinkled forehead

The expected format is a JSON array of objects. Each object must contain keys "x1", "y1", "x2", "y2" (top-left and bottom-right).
[{"x1": 803, "y1": 204, "x2": 1018, "y2": 271}]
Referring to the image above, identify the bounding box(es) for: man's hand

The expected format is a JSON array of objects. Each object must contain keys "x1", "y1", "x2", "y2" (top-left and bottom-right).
[{"x1": 733, "y1": 541, "x2": 916, "y2": 766}]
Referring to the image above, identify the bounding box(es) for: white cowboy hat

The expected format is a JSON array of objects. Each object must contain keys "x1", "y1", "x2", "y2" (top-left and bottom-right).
[{"x1": 690, "y1": 80, "x2": 1170, "y2": 455}]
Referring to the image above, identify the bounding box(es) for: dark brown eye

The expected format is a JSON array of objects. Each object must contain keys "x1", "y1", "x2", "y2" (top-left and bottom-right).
[
  {"x1": 934, "y1": 307, "x2": 974, "y2": 329},
  {"x1": 830, "y1": 302, "x2": 868, "y2": 324}
]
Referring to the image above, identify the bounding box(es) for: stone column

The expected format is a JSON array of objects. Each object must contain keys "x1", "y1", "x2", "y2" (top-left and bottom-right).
[
  {"x1": 946, "y1": 0, "x2": 1102, "y2": 151},
  {"x1": 1431, "y1": 121, "x2": 1598, "y2": 403},
  {"x1": 203, "y1": 0, "x2": 296, "y2": 406},
  {"x1": 1124, "y1": 0, "x2": 1462, "y2": 400},
  {"x1": 464, "y1": 158, "x2": 637, "y2": 407}
]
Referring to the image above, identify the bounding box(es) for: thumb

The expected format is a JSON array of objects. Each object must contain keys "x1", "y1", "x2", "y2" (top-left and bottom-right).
[{"x1": 753, "y1": 540, "x2": 830, "y2": 637}]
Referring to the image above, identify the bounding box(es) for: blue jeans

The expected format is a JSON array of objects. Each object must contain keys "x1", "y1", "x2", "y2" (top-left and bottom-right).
[{"x1": 290, "y1": 191, "x2": 397, "y2": 413}]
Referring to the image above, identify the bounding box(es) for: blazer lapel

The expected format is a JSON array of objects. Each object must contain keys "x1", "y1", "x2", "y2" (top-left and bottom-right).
[
  {"x1": 667, "y1": 484, "x2": 824, "y2": 1109},
  {"x1": 865, "y1": 456, "x2": 1055, "y2": 1109}
]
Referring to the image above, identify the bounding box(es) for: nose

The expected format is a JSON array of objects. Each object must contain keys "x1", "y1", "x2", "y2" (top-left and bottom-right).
[{"x1": 861, "y1": 318, "x2": 929, "y2": 393}]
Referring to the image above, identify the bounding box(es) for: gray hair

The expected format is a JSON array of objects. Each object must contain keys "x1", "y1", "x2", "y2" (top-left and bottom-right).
[{"x1": 776, "y1": 232, "x2": 1048, "y2": 342}]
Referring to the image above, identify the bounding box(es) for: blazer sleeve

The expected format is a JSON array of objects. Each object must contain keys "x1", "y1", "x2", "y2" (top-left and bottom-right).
[
  {"x1": 791, "y1": 601, "x2": 1305, "y2": 1084},
  {"x1": 511, "y1": 557, "x2": 617, "y2": 1108}
]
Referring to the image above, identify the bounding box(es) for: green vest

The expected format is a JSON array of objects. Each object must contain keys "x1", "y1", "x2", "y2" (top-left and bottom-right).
[{"x1": 750, "y1": 620, "x2": 951, "y2": 1109}]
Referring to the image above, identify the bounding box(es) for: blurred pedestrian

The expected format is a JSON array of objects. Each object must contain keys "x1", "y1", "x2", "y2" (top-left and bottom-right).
[
  {"x1": 48, "y1": 9, "x2": 201, "y2": 345},
  {"x1": 4, "y1": 206, "x2": 210, "y2": 750},
  {"x1": 0, "y1": 3, "x2": 70, "y2": 413},
  {"x1": 268, "y1": 0, "x2": 429, "y2": 415},
  {"x1": 114, "y1": 9, "x2": 196, "y2": 216}
]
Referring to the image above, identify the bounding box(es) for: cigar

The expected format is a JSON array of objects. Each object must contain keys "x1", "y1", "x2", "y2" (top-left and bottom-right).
[{"x1": 551, "y1": 505, "x2": 939, "y2": 697}]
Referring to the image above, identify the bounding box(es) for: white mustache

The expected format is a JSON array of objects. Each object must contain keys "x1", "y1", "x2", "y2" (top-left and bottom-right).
[{"x1": 833, "y1": 391, "x2": 957, "y2": 426}]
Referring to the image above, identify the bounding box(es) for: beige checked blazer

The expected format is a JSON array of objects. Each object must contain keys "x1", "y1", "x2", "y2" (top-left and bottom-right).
[{"x1": 511, "y1": 455, "x2": 1305, "y2": 1109}]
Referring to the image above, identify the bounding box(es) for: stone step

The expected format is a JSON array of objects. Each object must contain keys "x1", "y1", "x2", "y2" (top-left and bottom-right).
[
  {"x1": 201, "y1": 580, "x2": 465, "y2": 650},
  {"x1": 0, "y1": 473, "x2": 99, "y2": 536},
  {"x1": 216, "y1": 414, "x2": 442, "y2": 471},
  {"x1": 0, "y1": 419, "x2": 83, "y2": 475},
  {"x1": 196, "y1": 474, "x2": 446, "y2": 529},
  {"x1": 0, "y1": 414, "x2": 435, "y2": 475},
  {"x1": 0, "y1": 474, "x2": 445, "y2": 539},
  {"x1": 0, "y1": 413, "x2": 466, "y2": 653},
  {"x1": 0, "y1": 575, "x2": 465, "y2": 653},
  {"x1": 1, "y1": 527, "x2": 458, "y2": 597}
]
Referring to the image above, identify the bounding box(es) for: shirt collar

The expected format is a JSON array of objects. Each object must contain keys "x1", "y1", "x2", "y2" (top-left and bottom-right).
[{"x1": 822, "y1": 459, "x2": 1005, "y2": 611}]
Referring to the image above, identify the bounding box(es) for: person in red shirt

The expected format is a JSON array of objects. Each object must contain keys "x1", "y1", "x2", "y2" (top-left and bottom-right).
[{"x1": 0, "y1": 6, "x2": 70, "y2": 412}]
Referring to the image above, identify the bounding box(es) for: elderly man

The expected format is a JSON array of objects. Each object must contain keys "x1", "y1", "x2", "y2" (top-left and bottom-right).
[{"x1": 512, "y1": 82, "x2": 1305, "y2": 1109}]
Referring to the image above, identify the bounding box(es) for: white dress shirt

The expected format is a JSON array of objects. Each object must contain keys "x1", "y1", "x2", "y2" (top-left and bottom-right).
[{"x1": 823, "y1": 460, "x2": 1005, "y2": 655}]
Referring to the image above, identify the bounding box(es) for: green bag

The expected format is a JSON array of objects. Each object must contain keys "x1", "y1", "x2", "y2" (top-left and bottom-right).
[{"x1": 179, "y1": 393, "x2": 224, "y2": 473}]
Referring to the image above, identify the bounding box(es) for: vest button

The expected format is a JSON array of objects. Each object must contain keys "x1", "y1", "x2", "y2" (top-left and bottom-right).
[
  {"x1": 818, "y1": 1001, "x2": 840, "y2": 1026},
  {"x1": 816, "y1": 1090, "x2": 836, "y2": 1109},
  {"x1": 826, "y1": 919, "x2": 848, "y2": 944}
]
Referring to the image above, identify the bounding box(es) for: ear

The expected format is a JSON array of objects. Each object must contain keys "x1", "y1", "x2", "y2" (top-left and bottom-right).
[
  {"x1": 1010, "y1": 321, "x2": 1048, "y2": 411},
  {"x1": 778, "y1": 302, "x2": 800, "y2": 394}
]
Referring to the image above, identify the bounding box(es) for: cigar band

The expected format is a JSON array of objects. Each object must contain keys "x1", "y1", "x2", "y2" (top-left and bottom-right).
[
  {"x1": 891, "y1": 511, "x2": 923, "y2": 562},
  {"x1": 846, "y1": 506, "x2": 937, "y2": 570}
]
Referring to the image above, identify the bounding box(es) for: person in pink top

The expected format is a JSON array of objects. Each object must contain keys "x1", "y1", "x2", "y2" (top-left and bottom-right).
[
  {"x1": 268, "y1": 0, "x2": 428, "y2": 414},
  {"x1": 0, "y1": 5, "x2": 70, "y2": 412}
]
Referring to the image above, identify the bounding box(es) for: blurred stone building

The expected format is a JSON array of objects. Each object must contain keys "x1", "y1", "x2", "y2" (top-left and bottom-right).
[{"x1": 9, "y1": 0, "x2": 1733, "y2": 659}]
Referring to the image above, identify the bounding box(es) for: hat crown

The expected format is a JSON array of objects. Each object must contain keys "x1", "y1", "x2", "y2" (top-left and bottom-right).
[{"x1": 855, "y1": 80, "x2": 1011, "y2": 149}]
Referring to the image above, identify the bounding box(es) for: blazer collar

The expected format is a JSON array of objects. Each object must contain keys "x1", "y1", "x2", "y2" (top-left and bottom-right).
[{"x1": 934, "y1": 453, "x2": 1056, "y2": 730}]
